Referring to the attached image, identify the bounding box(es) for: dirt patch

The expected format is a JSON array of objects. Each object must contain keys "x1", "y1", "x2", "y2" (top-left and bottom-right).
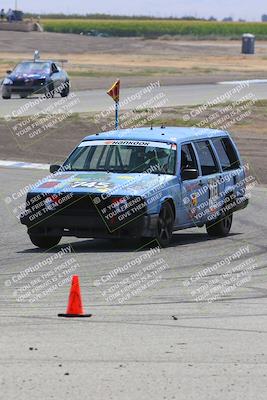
[
  {"x1": 1, "y1": 31, "x2": 267, "y2": 90},
  {"x1": 0, "y1": 101, "x2": 266, "y2": 185}
]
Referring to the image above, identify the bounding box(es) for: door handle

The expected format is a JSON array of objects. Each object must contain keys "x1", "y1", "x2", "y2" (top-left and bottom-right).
[{"x1": 199, "y1": 180, "x2": 204, "y2": 186}]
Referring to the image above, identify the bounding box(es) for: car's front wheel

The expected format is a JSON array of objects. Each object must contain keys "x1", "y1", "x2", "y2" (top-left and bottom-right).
[
  {"x1": 156, "y1": 202, "x2": 174, "y2": 247},
  {"x1": 2, "y1": 87, "x2": 11, "y2": 99},
  {"x1": 45, "y1": 83, "x2": 54, "y2": 98},
  {"x1": 29, "y1": 234, "x2": 62, "y2": 249},
  {"x1": 60, "y1": 81, "x2": 70, "y2": 97},
  {"x1": 206, "y1": 212, "x2": 233, "y2": 237}
]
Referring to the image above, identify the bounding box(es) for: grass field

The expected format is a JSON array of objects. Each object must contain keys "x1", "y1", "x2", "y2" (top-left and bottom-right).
[{"x1": 42, "y1": 19, "x2": 267, "y2": 38}]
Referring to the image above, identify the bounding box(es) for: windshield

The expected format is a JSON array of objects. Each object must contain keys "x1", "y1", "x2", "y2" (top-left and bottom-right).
[
  {"x1": 64, "y1": 140, "x2": 177, "y2": 175},
  {"x1": 13, "y1": 62, "x2": 51, "y2": 75}
]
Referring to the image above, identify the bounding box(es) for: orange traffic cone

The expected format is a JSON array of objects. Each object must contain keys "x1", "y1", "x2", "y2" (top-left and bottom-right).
[{"x1": 58, "y1": 275, "x2": 92, "y2": 318}]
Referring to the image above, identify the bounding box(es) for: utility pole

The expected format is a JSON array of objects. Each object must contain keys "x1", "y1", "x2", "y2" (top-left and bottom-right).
[{"x1": 15, "y1": 0, "x2": 17, "y2": 10}]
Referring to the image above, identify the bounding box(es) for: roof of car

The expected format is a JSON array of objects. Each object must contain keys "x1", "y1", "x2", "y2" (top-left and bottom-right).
[
  {"x1": 83, "y1": 127, "x2": 229, "y2": 144},
  {"x1": 21, "y1": 60, "x2": 53, "y2": 64}
]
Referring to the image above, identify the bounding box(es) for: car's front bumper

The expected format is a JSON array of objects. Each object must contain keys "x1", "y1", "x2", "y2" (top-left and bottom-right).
[
  {"x1": 21, "y1": 213, "x2": 159, "y2": 239},
  {"x1": 2, "y1": 83, "x2": 47, "y2": 95},
  {"x1": 20, "y1": 192, "x2": 159, "y2": 239}
]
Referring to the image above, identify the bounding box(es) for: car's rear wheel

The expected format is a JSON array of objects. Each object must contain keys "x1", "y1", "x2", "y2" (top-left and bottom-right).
[
  {"x1": 20, "y1": 94, "x2": 28, "y2": 99},
  {"x1": 29, "y1": 234, "x2": 62, "y2": 249},
  {"x1": 156, "y1": 202, "x2": 174, "y2": 247},
  {"x1": 206, "y1": 212, "x2": 233, "y2": 237}
]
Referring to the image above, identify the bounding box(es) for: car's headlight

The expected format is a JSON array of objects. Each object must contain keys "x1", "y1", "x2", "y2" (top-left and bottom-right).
[{"x1": 3, "y1": 78, "x2": 13, "y2": 85}]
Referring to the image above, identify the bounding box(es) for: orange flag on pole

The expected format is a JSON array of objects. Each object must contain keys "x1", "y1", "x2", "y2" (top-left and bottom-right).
[{"x1": 107, "y1": 80, "x2": 120, "y2": 102}]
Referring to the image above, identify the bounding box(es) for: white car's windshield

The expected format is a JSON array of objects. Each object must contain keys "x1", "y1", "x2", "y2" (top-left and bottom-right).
[{"x1": 64, "y1": 140, "x2": 177, "y2": 175}]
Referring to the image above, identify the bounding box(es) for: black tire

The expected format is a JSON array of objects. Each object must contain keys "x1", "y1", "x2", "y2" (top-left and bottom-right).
[
  {"x1": 45, "y1": 83, "x2": 54, "y2": 98},
  {"x1": 20, "y1": 94, "x2": 28, "y2": 99},
  {"x1": 156, "y1": 202, "x2": 174, "y2": 247},
  {"x1": 206, "y1": 213, "x2": 233, "y2": 237},
  {"x1": 60, "y1": 81, "x2": 70, "y2": 97},
  {"x1": 2, "y1": 87, "x2": 11, "y2": 99},
  {"x1": 29, "y1": 234, "x2": 61, "y2": 249}
]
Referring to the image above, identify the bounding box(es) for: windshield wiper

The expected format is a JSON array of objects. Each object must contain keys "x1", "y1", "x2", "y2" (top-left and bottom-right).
[{"x1": 68, "y1": 168, "x2": 112, "y2": 172}]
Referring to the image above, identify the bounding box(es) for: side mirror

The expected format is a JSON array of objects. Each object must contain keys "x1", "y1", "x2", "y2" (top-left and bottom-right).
[
  {"x1": 6, "y1": 70, "x2": 12, "y2": 74},
  {"x1": 181, "y1": 168, "x2": 199, "y2": 181},
  {"x1": 50, "y1": 164, "x2": 61, "y2": 173}
]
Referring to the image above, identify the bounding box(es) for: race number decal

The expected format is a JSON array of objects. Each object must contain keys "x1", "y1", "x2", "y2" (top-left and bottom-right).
[
  {"x1": 71, "y1": 181, "x2": 113, "y2": 192},
  {"x1": 208, "y1": 178, "x2": 219, "y2": 212}
]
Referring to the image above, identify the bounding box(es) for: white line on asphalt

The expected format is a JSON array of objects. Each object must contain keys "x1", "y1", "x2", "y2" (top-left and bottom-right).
[
  {"x1": 218, "y1": 79, "x2": 267, "y2": 85},
  {"x1": 0, "y1": 160, "x2": 49, "y2": 170}
]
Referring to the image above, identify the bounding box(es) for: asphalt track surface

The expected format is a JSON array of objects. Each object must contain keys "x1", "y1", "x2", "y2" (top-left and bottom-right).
[
  {"x1": 1, "y1": 81, "x2": 267, "y2": 118},
  {"x1": 1, "y1": 167, "x2": 267, "y2": 399}
]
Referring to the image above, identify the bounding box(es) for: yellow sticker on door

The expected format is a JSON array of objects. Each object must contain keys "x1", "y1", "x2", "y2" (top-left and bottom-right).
[{"x1": 191, "y1": 193, "x2": 198, "y2": 207}]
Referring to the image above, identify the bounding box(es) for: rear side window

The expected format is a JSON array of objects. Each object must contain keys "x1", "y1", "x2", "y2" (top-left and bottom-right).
[
  {"x1": 181, "y1": 143, "x2": 199, "y2": 171},
  {"x1": 194, "y1": 140, "x2": 219, "y2": 176},
  {"x1": 212, "y1": 137, "x2": 240, "y2": 171}
]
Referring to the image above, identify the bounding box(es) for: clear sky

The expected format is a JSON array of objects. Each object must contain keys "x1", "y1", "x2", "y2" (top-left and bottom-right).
[{"x1": 1, "y1": 0, "x2": 266, "y2": 21}]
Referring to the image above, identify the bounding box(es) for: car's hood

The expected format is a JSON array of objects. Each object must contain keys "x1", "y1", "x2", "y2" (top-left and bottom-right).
[
  {"x1": 9, "y1": 72, "x2": 48, "y2": 81},
  {"x1": 31, "y1": 170, "x2": 175, "y2": 197}
]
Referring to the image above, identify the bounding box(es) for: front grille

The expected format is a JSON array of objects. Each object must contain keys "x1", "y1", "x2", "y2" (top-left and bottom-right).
[
  {"x1": 13, "y1": 78, "x2": 46, "y2": 87},
  {"x1": 33, "y1": 78, "x2": 46, "y2": 86},
  {"x1": 24, "y1": 192, "x2": 147, "y2": 231},
  {"x1": 13, "y1": 79, "x2": 26, "y2": 87}
]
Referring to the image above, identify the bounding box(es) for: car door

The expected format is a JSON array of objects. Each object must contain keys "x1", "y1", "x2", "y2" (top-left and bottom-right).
[
  {"x1": 178, "y1": 142, "x2": 204, "y2": 227},
  {"x1": 211, "y1": 136, "x2": 244, "y2": 201},
  {"x1": 192, "y1": 140, "x2": 221, "y2": 224}
]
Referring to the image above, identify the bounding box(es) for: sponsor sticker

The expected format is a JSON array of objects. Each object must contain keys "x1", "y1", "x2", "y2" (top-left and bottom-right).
[
  {"x1": 78, "y1": 140, "x2": 175, "y2": 149},
  {"x1": 191, "y1": 193, "x2": 198, "y2": 207},
  {"x1": 38, "y1": 181, "x2": 59, "y2": 189},
  {"x1": 208, "y1": 178, "x2": 219, "y2": 212}
]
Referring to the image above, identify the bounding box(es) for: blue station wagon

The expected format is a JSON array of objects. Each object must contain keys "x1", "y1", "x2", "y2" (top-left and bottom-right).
[{"x1": 20, "y1": 127, "x2": 249, "y2": 248}]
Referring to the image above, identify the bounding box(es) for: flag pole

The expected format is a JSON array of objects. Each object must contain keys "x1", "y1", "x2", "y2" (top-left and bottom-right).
[{"x1": 115, "y1": 101, "x2": 119, "y2": 130}]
